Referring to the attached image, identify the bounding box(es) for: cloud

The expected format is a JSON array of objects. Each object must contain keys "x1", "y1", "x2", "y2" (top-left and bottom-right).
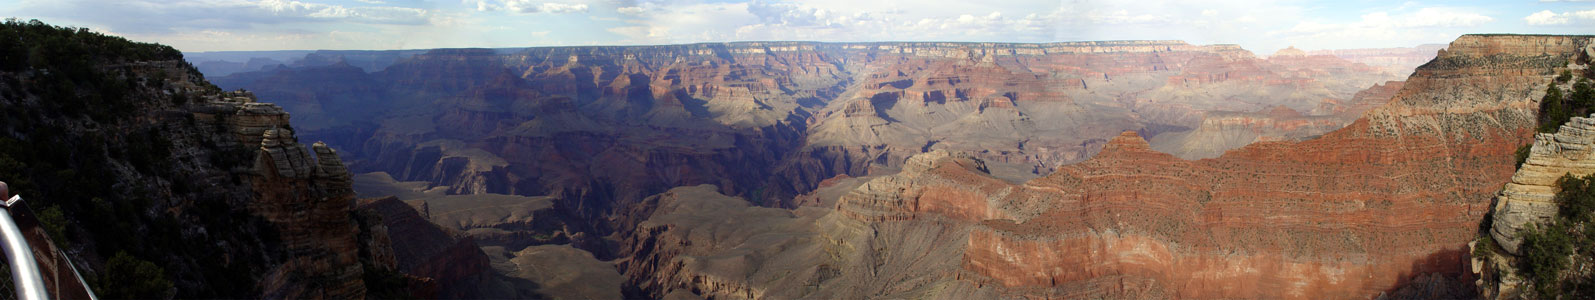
[
  {"x1": 599, "y1": 0, "x2": 1301, "y2": 46},
  {"x1": 1269, "y1": 7, "x2": 1491, "y2": 39},
  {"x1": 251, "y1": 0, "x2": 430, "y2": 24},
  {"x1": 616, "y1": 6, "x2": 645, "y2": 16},
  {"x1": 472, "y1": 0, "x2": 589, "y2": 14},
  {"x1": 1254, "y1": 5, "x2": 1495, "y2": 54},
  {"x1": 536, "y1": 3, "x2": 590, "y2": 13},
  {"x1": 1525, "y1": 9, "x2": 1595, "y2": 25},
  {"x1": 22, "y1": 0, "x2": 432, "y2": 36},
  {"x1": 1527, "y1": 10, "x2": 1570, "y2": 25},
  {"x1": 1087, "y1": 9, "x2": 1169, "y2": 24}
]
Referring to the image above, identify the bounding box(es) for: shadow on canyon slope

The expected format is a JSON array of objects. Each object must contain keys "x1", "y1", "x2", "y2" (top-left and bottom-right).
[{"x1": 1379, "y1": 248, "x2": 1477, "y2": 299}]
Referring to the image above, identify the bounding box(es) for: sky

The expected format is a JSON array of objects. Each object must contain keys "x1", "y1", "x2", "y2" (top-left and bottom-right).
[{"x1": 2, "y1": 0, "x2": 1592, "y2": 54}]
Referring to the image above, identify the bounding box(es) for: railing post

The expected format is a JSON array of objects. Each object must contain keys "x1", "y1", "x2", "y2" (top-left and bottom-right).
[{"x1": 0, "y1": 194, "x2": 48, "y2": 300}]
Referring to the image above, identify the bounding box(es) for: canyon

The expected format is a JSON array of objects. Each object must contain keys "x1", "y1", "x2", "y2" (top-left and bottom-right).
[
  {"x1": 7, "y1": 9, "x2": 1594, "y2": 299},
  {"x1": 613, "y1": 35, "x2": 1589, "y2": 299},
  {"x1": 188, "y1": 31, "x2": 1592, "y2": 298},
  {"x1": 208, "y1": 40, "x2": 1417, "y2": 213},
  {"x1": 189, "y1": 40, "x2": 1442, "y2": 296}
]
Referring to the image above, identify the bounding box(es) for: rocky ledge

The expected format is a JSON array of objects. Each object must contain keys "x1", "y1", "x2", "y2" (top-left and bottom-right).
[{"x1": 1492, "y1": 116, "x2": 1595, "y2": 254}]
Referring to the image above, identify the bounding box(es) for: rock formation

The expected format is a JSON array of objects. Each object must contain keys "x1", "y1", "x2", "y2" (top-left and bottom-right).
[
  {"x1": 1475, "y1": 43, "x2": 1595, "y2": 296},
  {"x1": 1491, "y1": 116, "x2": 1595, "y2": 255},
  {"x1": 244, "y1": 124, "x2": 370, "y2": 299}
]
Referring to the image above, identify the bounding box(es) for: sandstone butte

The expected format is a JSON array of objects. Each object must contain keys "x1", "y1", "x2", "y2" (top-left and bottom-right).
[{"x1": 616, "y1": 35, "x2": 1592, "y2": 299}]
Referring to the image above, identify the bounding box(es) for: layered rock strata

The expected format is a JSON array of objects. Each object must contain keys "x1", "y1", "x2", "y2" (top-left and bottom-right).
[{"x1": 617, "y1": 35, "x2": 1589, "y2": 299}]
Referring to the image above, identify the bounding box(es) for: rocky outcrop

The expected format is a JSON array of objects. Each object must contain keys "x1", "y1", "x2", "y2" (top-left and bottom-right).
[
  {"x1": 189, "y1": 90, "x2": 293, "y2": 146},
  {"x1": 0, "y1": 23, "x2": 518, "y2": 299},
  {"x1": 356, "y1": 196, "x2": 494, "y2": 298},
  {"x1": 1475, "y1": 41, "x2": 1595, "y2": 298},
  {"x1": 1491, "y1": 116, "x2": 1595, "y2": 254},
  {"x1": 246, "y1": 122, "x2": 369, "y2": 299}
]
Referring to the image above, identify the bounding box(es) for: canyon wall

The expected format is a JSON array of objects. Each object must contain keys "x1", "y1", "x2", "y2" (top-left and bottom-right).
[{"x1": 615, "y1": 34, "x2": 1589, "y2": 299}]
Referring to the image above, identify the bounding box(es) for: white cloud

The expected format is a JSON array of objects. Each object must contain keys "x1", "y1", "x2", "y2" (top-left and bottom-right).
[
  {"x1": 1088, "y1": 9, "x2": 1168, "y2": 24},
  {"x1": 616, "y1": 6, "x2": 645, "y2": 16},
  {"x1": 1525, "y1": 9, "x2": 1595, "y2": 25},
  {"x1": 255, "y1": 0, "x2": 429, "y2": 24},
  {"x1": 1266, "y1": 6, "x2": 1491, "y2": 51},
  {"x1": 1527, "y1": 10, "x2": 1569, "y2": 25},
  {"x1": 598, "y1": 0, "x2": 1303, "y2": 46},
  {"x1": 35, "y1": 0, "x2": 436, "y2": 34},
  {"x1": 543, "y1": 3, "x2": 590, "y2": 13},
  {"x1": 473, "y1": 0, "x2": 589, "y2": 14}
]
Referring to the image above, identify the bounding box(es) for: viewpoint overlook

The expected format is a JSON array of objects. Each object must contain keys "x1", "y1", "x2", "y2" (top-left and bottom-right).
[{"x1": 1, "y1": 1, "x2": 1595, "y2": 299}]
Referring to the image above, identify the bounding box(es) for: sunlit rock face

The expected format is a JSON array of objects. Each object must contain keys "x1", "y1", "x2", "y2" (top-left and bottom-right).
[
  {"x1": 607, "y1": 35, "x2": 1589, "y2": 299},
  {"x1": 1492, "y1": 116, "x2": 1595, "y2": 255}
]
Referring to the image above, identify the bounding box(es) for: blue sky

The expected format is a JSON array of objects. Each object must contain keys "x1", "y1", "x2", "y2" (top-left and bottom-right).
[{"x1": 2, "y1": 0, "x2": 1592, "y2": 54}]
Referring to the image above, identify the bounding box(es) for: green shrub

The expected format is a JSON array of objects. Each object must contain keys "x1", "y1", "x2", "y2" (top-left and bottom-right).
[
  {"x1": 1559, "y1": 69, "x2": 1574, "y2": 83},
  {"x1": 36, "y1": 205, "x2": 68, "y2": 247},
  {"x1": 1474, "y1": 235, "x2": 1498, "y2": 258},
  {"x1": 1522, "y1": 222, "x2": 1573, "y2": 298},
  {"x1": 1517, "y1": 144, "x2": 1533, "y2": 169},
  {"x1": 1558, "y1": 175, "x2": 1595, "y2": 221},
  {"x1": 96, "y1": 251, "x2": 173, "y2": 299},
  {"x1": 1541, "y1": 84, "x2": 1570, "y2": 133},
  {"x1": 1575, "y1": 80, "x2": 1594, "y2": 109}
]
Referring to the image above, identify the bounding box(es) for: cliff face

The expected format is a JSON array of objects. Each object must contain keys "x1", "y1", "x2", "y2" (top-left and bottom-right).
[
  {"x1": 0, "y1": 21, "x2": 487, "y2": 298},
  {"x1": 611, "y1": 35, "x2": 1589, "y2": 299},
  {"x1": 1475, "y1": 41, "x2": 1595, "y2": 296},
  {"x1": 1491, "y1": 117, "x2": 1595, "y2": 256}
]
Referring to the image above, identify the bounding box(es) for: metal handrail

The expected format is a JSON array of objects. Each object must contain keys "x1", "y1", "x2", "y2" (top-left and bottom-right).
[
  {"x1": 0, "y1": 195, "x2": 46, "y2": 300},
  {"x1": 0, "y1": 180, "x2": 98, "y2": 300}
]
